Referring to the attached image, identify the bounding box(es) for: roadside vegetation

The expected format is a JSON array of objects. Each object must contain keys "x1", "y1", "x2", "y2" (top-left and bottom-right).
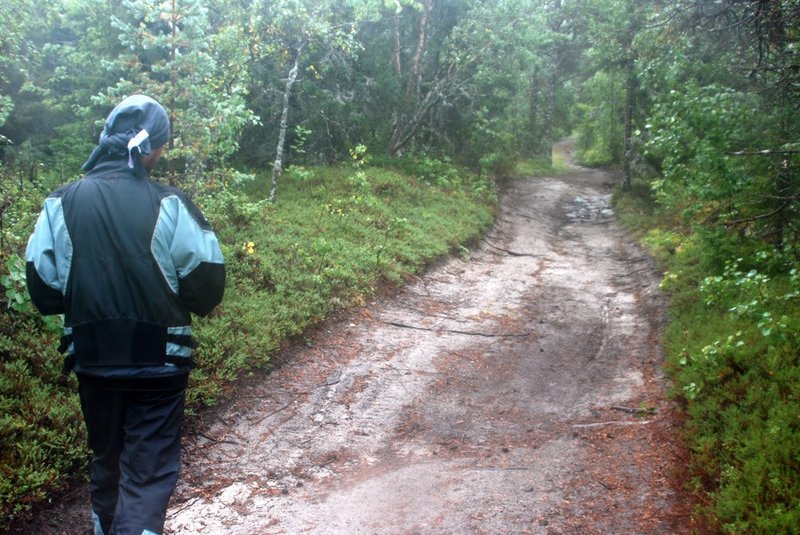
[
  {"x1": 2, "y1": 0, "x2": 799, "y2": 532},
  {"x1": 0, "y1": 159, "x2": 495, "y2": 525},
  {"x1": 615, "y1": 180, "x2": 800, "y2": 533},
  {"x1": 615, "y1": 182, "x2": 800, "y2": 534}
]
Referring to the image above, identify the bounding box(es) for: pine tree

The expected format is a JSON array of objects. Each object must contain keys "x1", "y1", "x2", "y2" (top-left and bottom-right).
[{"x1": 99, "y1": 0, "x2": 256, "y2": 185}]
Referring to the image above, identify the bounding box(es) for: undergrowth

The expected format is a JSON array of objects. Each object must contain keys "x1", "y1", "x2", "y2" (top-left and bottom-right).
[
  {"x1": 0, "y1": 162, "x2": 495, "y2": 527},
  {"x1": 615, "y1": 180, "x2": 800, "y2": 534},
  {"x1": 513, "y1": 151, "x2": 571, "y2": 177}
]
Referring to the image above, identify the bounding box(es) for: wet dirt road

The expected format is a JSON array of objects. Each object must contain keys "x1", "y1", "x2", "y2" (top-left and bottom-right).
[{"x1": 162, "y1": 162, "x2": 696, "y2": 534}]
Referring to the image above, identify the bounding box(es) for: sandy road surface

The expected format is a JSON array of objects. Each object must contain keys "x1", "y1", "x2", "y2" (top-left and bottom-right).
[
  {"x1": 163, "y1": 163, "x2": 695, "y2": 534},
  {"x1": 23, "y1": 159, "x2": 699, "y2": 534}
]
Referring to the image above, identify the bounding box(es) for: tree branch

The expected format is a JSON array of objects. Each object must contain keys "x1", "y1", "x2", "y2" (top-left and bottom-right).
[
  {"x1": 481, "y1": 239, "x2": 538, "y2": 258},
  {"x1": 727, "y1": 148, "x2": 800, "y2": 156},
  {"x1": 383, "y1": 320, "x2": 531, "y2": 338},
  {"x1": 726, "y1": 199, "x2": 793, "y2": 226}
]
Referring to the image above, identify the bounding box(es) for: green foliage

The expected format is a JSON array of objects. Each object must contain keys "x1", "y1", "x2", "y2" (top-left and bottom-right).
[
  {"x1": 0, "y1": 311, "x2": 85, "y2": 526},
  {"x1": 645, "y1": 83, "x2": 760, "y2": 219},
  {"x1": 1, "y1": 255, "x2": 33, "y2": 316},
  {"x1": 93, "y1": 0, "x2": 257, "y2": 185},
  {"x1": 610, "y1": 5, "x2": 800, "y2": 526},
  {"x1": 0, "y1": 165, "x2": 47, "y2": 257},
  {"x1": 612, "y1": 178, "x2": 660, "y2": 236},
  {"x1": 668, "y1": 251, "x2": 800, "y2": 533},
  {"x1": 512, "y1": 154, "x2": 570, "y2": 178},
  {"x1": 379, "y1": 155, "x2": 495, "y2": 199},
  {"x1": 575, "y1": 70, "x2": 623, "y2": 167},
  {"x1": 0, "y1": 96, "x2": 13, "y2": 130},
  {"x1": 617, "y1": 183, "x2": 800, "y2": 534}
]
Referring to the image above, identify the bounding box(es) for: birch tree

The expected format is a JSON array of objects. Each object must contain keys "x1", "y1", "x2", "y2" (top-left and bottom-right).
[{"x1": 245, "y1": 0, "x2": 361, "y2": 202}]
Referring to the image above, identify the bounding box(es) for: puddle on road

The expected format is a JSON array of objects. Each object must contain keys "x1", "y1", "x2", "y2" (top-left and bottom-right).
[{"x1": 565, "y1": 195, "x2": 614, "y2": 222}]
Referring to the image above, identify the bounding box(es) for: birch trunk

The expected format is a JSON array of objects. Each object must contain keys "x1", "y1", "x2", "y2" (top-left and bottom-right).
[
  {"x1": 622, "y1": 55, "x2": 636, "y2": 191},
  {"x1": 527, "y1": 67, "x2": 541, "y2": 157},
  {"x1": 393, "y1": 12, "x2": 402, "y2": 77},
  {"x1": 404, "y1": 0, "x2": 431, "y2": 102},
  {"x1": 269, "y1": 48, "x2": 302, "y2": 203}
]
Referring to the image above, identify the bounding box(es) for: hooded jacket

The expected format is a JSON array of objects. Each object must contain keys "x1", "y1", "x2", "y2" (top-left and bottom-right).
[{"x1": 25, "y1": 157, "x2": 225, "y2": 385}]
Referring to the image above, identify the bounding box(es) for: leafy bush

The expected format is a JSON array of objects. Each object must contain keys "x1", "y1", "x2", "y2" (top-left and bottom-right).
[
  {"x1": 0, "y1": 311, "x2": 85, "y2": 526},
  {"x1": 669, "y1": 251, "x2": 800, "y2": 533},
  {"x1": 617, "y1": 186, "x2": 800, "y2": 534},
  {"x1": 575, "y1": 77, "x2": 619, "y2": 168},
  {"x1": 378, "y1": 155, "x2": 496, "y2": 200}
]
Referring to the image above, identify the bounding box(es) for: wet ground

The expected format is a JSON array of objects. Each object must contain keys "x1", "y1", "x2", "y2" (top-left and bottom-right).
[
  {"x1": 23, "y1": 156, "x2": 703, "y2": 534},
  {"x1": 166, "y1": 159, "x2": 698, "y2": 533}
]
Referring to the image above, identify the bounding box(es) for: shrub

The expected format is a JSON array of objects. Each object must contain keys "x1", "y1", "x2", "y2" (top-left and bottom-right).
[
  {"x1": 617, "y1": 183, "x2": 800, "y2": 533},
  {"x1": 0, "y1": 312, "x2": 85, "y2": 525}
]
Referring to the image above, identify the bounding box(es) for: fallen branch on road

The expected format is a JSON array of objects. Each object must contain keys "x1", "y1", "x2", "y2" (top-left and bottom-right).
[
  {"x1": 571, "y1": 420, "x2": 654, "y2": 428},
  {"x1": 468, "y1": 466, "x2": 530, "y2": 471},
  {"x1": 481, "y1": 239, "x2": 538, "y2": 258},
  {"x1": 197, "y1": 431, "x2": 240, "y2": 446},
  {"x1": 611, "y1": 405, "x2": 657, "y2": 415},
  {"x1": 383, "y1": 320, "x2": 531, "y2": 338}
]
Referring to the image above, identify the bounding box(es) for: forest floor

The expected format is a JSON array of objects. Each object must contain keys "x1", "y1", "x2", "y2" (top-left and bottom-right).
[{"x1": 26, "y1": 145, "x2": 707, "y2": 534}]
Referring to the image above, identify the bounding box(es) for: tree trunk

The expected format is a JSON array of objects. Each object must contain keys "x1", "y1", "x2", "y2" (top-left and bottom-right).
[
  {"x1": 535, "y1": 0, "x2": 564, "y2": 167},
  {"x1": 527, "y1": 67, "x2": 542, "y2": 157},
  {"x1": 269, "y1": 47, "x2": 302, "y2": 203},
  {"x1": 388, "y1": 0, "x2": 433, "y2": 156},
  {"x1": 393, "y1": 12, "x2": 402, "y2": 77},
  {"x1": 404, "y1": 0, "x2": 431, "y2": 103},
  {"x1": 610, "y1": 74, "x2": 620, "y2": 163},
  {"x1": 167, "y1": 0, "x2": 179, "y2": 186},
  {"x1": 538, "y1": 64, "x2": 557, "y2": 167},
  {"x1": 621, "y1": 0, "x2": 642, "y2": 191},
  {"x1": 622, "y1": 52, "x2": 636, "y2": 190}
]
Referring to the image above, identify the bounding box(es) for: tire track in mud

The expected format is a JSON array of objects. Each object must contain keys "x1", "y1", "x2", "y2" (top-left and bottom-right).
[{"x1": 160, "y1": 162, "x2": 699, "y2": 534}]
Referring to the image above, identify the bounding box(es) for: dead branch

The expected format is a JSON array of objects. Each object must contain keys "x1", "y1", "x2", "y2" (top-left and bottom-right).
[
  {"x1": 571, "y1": 420, "x2": 654, "y2": 428},
  {"x1": 727, "y1": 148, "x2": 800, "y2": 156},
  {"x1": 611, "y1": 405, "x2": 657, "y2": 415},
  {"x1": 617, "y1": 267, "x2": 653, "y2": 278},
  {"x1": 481, "y1": 239, "x2": 538, "y2": 258},
  {"x1": 469, "y1": 466, "x2": 529, "y2": 471},
  {"x1": 250, "y1": 402, "x2": 294, "y2": 426},
  {"x1": 383, "y1": 320, "x2": 531, "y2": 338},
  {"x1": 396, "y1": 303, "x2": 463, "y2": 321},
  {"x1": 596, "y1": 479, "x2": 614, "y2": 491},
  {"x1": 197, "y1": 432, "x2": 240, "y2": 446},
  {"x1": 297, "y1": 379, "x2": 342, "y2": 395},
  {"x1": 726, "y1": 199, "x2": 792, "y2": 226}
]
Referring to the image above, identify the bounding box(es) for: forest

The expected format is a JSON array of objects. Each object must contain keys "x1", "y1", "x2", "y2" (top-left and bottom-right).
[{"x1": 1, "y1": 0, "x2": 799, "y2": 532}]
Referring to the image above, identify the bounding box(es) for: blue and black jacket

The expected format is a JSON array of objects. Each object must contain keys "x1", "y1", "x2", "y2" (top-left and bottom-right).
[{"x1": 25, "y1": 158, "x2": 225, "y2": 388}]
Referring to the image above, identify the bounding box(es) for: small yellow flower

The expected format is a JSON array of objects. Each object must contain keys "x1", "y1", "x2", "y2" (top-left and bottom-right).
[{"x1": 242, "y1": 241, "x2": 256, "y2": 255}]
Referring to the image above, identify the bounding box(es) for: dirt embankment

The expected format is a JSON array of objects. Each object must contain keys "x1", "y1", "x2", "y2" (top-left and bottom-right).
[{"x1": 26, "y1": 157, "x2": 703, "y2": 534}]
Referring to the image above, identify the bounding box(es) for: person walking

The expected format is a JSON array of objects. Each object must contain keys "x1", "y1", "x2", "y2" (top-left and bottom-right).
[{"x1": 25, "y1": 94, "x2": 225, "y2": 535}]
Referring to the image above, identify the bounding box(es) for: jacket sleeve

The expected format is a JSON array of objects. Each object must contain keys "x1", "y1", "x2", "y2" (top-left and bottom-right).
[
  {"x1": 25, "y1": 199, "x2": 69, "y2": 315},
  {"x1": 153, "y1": 194, "x2": 225, "y2": 316}
]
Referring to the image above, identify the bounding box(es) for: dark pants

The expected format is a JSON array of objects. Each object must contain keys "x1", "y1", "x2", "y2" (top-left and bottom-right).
[{"x1": 78, "y1": 380, "x2": 186, "y2": 535}]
